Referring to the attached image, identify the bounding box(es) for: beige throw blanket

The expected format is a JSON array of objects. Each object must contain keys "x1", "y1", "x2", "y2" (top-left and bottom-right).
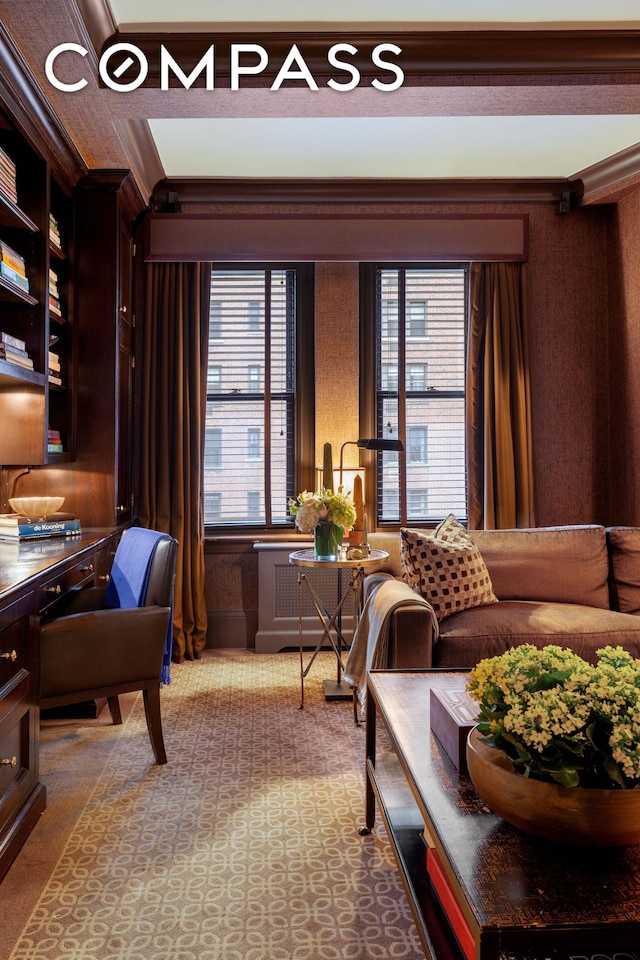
[{"x1": 344, "y1": 574, "x2": 438, "y2": 711}]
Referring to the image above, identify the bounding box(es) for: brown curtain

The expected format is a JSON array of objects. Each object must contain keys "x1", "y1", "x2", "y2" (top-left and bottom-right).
[
  {"x1": 466, "y1": 262, "x2": 535, "y2": 530},
  {"x1": 138, "y1": 261, "x2": 210, "y2": 661}
]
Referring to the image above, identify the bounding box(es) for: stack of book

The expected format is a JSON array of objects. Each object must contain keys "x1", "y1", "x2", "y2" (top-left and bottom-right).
[
  {"x1": 0, "y1": 146, "x2": 17, "y2": 204},
  {"x1": 48, "y1": 350, "x2": 62, "y2": 387},
  {"x1": 0, "y1": 240, "x2": 29, "y2": 292},
  {"x1": 49, "y1": 213, "x2": 62, "y2": 250},
  {"x1": 0, "y1": 513, "x2": 81, "y2": 541},
  {"x1": 0, "y1": 330, "x2": 34, "y2": 370},
  {"x1": 49, "y1": 268, "x2": 62, "y2": 318},
  {"x1": 47, "y1": 426, "x2": 63, "y2": 453}
]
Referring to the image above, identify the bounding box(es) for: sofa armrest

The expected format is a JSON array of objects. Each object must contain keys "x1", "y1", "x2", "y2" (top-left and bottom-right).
[{"x1": 385, "y1": 603, "x2": 436, "y2": 669}]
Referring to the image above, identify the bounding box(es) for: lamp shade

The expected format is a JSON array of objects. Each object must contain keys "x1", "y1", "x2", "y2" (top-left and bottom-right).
[{"x1": 357, "y1": 438, "x2": 404, "y2": 452}]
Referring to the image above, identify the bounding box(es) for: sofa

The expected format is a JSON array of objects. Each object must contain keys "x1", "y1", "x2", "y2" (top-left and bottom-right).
[{"x1": 362, "y1": 523, "x2": 640, "y2": 670}]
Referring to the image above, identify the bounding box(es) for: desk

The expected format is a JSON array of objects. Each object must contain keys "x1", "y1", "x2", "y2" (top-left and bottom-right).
[
  {"x1": 0, "y1": 527, "x2": 120, "y2": 882},
  {"x1": 289, "y1": 548, "x2": 388, "y2": 708},
  {"x1": 363, "y1": 669, "x2": 640, "y2": 959}
]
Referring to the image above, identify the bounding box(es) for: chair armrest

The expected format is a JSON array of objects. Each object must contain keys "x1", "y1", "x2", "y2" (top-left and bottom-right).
[
  {"x1": 40, "y1": 605, "x2": 171, "y2": 699},
  {"x1": 386, "y1": 603, "x2": 436, "y2": 668}
]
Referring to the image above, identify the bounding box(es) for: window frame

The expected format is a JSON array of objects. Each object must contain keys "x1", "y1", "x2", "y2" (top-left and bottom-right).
[
  {"x1": 204, "y1": 262, "x2": 315, "y2": 534},
  {"x1": 359, "y1": 262, "x2": 468, "y2": 529}
]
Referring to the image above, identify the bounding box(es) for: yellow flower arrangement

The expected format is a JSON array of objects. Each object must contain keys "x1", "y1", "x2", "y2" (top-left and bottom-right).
[{"x1": 467, "y1": 644, "x2": 640, "y2": 789}]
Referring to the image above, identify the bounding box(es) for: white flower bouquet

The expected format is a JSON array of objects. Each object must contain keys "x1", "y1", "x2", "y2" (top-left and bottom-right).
[{"x1": 288, "y1": 488, "x2": 357, "y2": 534}]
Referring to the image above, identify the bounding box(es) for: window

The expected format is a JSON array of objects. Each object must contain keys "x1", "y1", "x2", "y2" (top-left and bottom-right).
[
  {"x1": 209, "y1": 365, "x2": 222, "y2": 393},
  {"x1": 204, "y1": 265, "x2": 315, "y2": 528},
  {"x1": 205, "y1": 427, "x2": 222, "y2": 469},
  {"x1": 247, "y1": 427, "x2": 261, "y2": 459},
  {"x1": 247, "y1": 300, "x2": 261, "y2": 332},
  {"x1": 247, "y1": 365, "x2": 261, "y2": 391},
  {"x1": 407, "y1": 426, "x2": 428, "y2": 464},
  {"x1": 361, "y1": 264, "x2": 467, "y2": 527},
  {"x1": 210, "y1": 300, "x2": 222, "y2": 339},
  {"x1": 407, "y1": 299, "x2": 427, "y2": 338},
  {"x1": 407, "y1": 363, "x2": 427, "y2": 391}
]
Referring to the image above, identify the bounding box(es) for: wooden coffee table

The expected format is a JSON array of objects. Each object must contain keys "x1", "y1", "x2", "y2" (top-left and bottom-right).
[{"x1": 363, "y1": 670, "x2": 640, "y2": 960}]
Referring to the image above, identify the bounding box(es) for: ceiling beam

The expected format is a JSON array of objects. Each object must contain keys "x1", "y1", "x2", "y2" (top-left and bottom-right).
[
  {"x1": 150, "y1": 177, "x2": 582, "y2": 206},
  {"x1": 100, "y1": 29, "x2": 640, "y2": 87}
]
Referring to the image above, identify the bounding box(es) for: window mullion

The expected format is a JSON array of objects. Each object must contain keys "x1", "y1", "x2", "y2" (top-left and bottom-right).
[
  {"x1": 264, "y1": 270, "x2": 272, "y2": 527},
  {"x1": 398, "y1": 269, "x2": 408, "y2": 526}
]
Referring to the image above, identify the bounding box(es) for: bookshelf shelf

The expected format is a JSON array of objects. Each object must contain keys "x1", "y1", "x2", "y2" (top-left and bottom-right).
[
  {"x1": 0, "y1": 356, "x2": 45, "y2": 386},
  {"x1": 0, "y1": 273, "x2": 37, "y2": 304},
  {"x1": 0, "y1": 189, "x2": 38, "y2": 232}
]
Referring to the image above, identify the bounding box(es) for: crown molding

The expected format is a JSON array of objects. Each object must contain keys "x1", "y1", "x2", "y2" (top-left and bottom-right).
[
  {"x1": 575, "y1": 142, "x2": 640, "y2": 202},
  {"x1": 99, "y1": 29, "x2": 640, "y2": 86},
  {"x1": 74, "y1": 0, "x2": 117, "y2": 58},
  {"x1": 150, "y1": 177, "x2": 581, "y2": 207},
  {"x1": 0, "y1": 22, "x2": 86, "y2": 191}
]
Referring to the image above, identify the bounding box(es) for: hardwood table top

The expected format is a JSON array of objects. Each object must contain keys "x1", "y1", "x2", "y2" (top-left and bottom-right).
[
  {"x1": 0, "y1": 527, "x2": 117, "y2": 599},
  {"x1": 368, "y1": 670, "x2": 640, "y2": 957}
]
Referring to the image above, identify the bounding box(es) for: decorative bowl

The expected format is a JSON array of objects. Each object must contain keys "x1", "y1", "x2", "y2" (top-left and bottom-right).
[
  {"x1": 466, "y1": 726, "x2": 640, "y2": 846},
  {"x1": 9, "y1": 496, "x2": 65, "y2": 518}
]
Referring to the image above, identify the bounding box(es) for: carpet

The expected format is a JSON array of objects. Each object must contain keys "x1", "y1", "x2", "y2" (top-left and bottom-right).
[{"x1": 5, "y1": 651, "x2": 423, "y2": 960}]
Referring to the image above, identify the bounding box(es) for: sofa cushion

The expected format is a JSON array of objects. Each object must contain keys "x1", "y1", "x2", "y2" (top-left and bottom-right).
[
  {"x1": 433, "y1": 600, "x2": 640, "y2": 668},
  {"x1": 400, "y1": 516, "x2": 497, "y2": 620},
  {"x1": 607, "y1": 526, "x2": 640, "y2": 615},
  {"x1": 470, "y1": 525, "x2": 610, "y2": 609}
]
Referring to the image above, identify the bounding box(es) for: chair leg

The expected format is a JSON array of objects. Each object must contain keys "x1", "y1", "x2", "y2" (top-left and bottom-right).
[
  {"x1": 107, "y1": 695, "x2": 122, "y2": 725},
  {"x1": 142, "y1": 684, "x2": 167, "y2": 765}
]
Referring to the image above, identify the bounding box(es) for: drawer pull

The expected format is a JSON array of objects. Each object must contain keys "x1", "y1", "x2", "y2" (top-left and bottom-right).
[
  {"x1": 98, "y1": 574, "x2": 110, "y2": 583},
  {"x1": 0, "y1": 650, "x2": 17, "y2": 662},
  {"x1": 79, "y1": 564, "x2": 94, "y2": 573},
  {"x1": 0, "y1": 757, "x2": 17, "y2": 768},
  {"x1": 43, "y1": 585, "x2": 62, "y2": 594}
]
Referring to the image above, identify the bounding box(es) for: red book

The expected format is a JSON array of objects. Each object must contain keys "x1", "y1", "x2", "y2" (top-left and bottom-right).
[{"x1": 426, "y1": 845, "x2": 475, "y2": 960}]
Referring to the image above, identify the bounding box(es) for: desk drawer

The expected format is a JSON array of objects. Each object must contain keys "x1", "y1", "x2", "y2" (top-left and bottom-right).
[
  {"x1": 0, "y1": 702, "x2": 35, "y2": 830},
  {"x1": 0, "y1": 592, "x2": 32, "y2": 697},
  {"x1": 38, "y1": 556, "x2": 96, "y2": 616}
]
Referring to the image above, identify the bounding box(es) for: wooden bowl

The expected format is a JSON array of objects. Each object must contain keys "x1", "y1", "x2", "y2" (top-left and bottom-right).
[{"x1": 466, "y1": 727, "x2": 640, "y2": 846}]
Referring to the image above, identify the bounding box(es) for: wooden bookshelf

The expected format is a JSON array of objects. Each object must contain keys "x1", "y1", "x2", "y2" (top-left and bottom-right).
[{"x1": 0, "y1": 106, "x2": 75, "y2": 466}]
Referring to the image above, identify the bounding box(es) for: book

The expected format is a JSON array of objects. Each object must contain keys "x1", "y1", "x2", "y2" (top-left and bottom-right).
[
  {"x1": 424, "y1": 844, "x2": 475, "y2": 960},
  {"x1": 0, "y1": 517, "x2": 81, "y2": 540},
  {"x1": 0, "y1": 261, "x2": 29, "y2": 292},
  {"x1": 0, "y1": 240, "x2": 26, "y2": 274},
  {"x1": 0, "y1": 347, "x2": 34, "y2": 369},
  {"x1": 49, "y1": 214, "x2": 62, "y2": 249},
  {"x1": 48, "y1": 373, "x2": 62, "y2": 386},
  {"x1": 0, "y1": 342, "x2": 29, "y2": 359},
  {"x1": 47, "y1": 443, "x2": 64, "y2": 453},
  {"x1": 0, "y1": 331, "x2": 26, "y2": 351}
]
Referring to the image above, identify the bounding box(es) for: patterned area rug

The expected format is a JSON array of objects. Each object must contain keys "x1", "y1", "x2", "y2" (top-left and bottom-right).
[{"x1": 10, "y1": 651, "x2": 423, "y2": 960}]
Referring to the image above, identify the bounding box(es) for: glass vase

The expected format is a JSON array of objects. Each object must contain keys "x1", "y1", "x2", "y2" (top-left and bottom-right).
[{"x1": 314, "y1": 519, "x2": 344, "y2": 561}]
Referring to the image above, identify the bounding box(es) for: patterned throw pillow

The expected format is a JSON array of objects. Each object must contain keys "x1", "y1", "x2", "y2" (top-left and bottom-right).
[{"x1": 400, "y1": 515, "x2": 498, "y2": 620}]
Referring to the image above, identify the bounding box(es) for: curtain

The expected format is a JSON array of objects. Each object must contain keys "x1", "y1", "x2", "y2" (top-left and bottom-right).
[
  {"x1": 138, "y1": 261, "x2": 210, "y2": 661},
  {"x1": 466, "y1": 262, "x2": 535, "y2": 530}
]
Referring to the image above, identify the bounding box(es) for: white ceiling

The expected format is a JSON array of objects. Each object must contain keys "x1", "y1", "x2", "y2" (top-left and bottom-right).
[
  {"x1": 102, "y1": 0, "x2": 640, "y2": 186},
  {"x1": 110, "y1": 0, "x2": 640, "y2": 28},
  {"x1": 149, "y1": 116, "x2": 640, "y2": 179}
]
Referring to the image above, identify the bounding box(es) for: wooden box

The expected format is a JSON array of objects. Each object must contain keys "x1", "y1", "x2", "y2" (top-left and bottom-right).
[{"x1": 429, "y1": 685, "x2": 478, "y2": 772}]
